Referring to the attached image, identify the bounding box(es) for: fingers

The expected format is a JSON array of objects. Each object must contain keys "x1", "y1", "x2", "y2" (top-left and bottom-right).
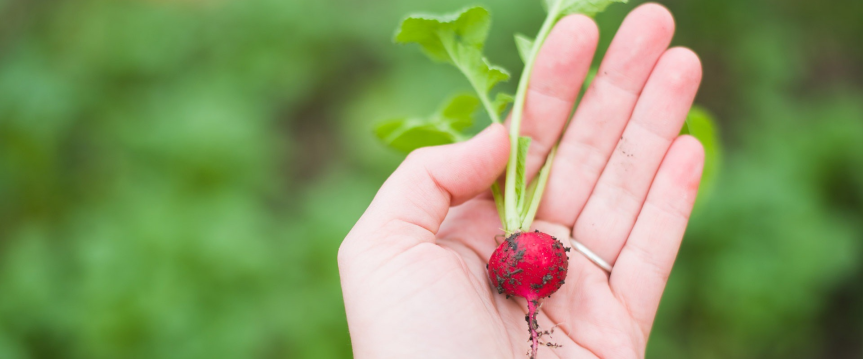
[
  {"x1": 537, "y1": 3, "x2": 676, "y2": 226},
  {"x1": 609, "y1": 135, "x2": 704, "y2": 336},
  {"x1": 515, "y1": 14, "x2": 598, "y2": 177},
  {"x1": 341, "y1": 124, "x2": 510, "y2": 258},
  {"x1": 569, "y1": 47, "x2": 702, "y2": 267}
]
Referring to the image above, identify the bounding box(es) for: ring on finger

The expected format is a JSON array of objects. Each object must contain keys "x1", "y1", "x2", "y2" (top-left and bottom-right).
[{"x1": 569, "y1": 237, "x2": 612, "y2": 273}]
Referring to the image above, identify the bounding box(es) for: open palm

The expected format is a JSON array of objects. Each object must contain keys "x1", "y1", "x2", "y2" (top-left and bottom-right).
[{"x1": 338, "y1": 4, "x2": 704, "y2": 358}]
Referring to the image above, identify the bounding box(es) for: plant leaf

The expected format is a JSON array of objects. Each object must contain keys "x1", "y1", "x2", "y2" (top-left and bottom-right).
[
  {"x1": 493, "y1": 92, "x2": 514, "y2": 116},
  {"x1": 514, "y1": 33, "x2": 534, "y2": 64},
  {"x1": 441, "y1": 93, "x2": 482, "y2": 131},
  {"x1": 478, "y1": 59, "x2": 511, "y2": 93},
  {"x1": 514, "y1": 136, "x2": 532, "y2": 214},
  {"x1": 375, "y1": 94, "x2": 481, "y2": 153},
  {"x1": 394, "y1": 7, "x2": 509, "y2": 105},
  {"x1": 543, "y1": 0, "x2": 628, "y2": 17},
  {"x1": 680, "y1": 105, "x2": 721, "y2": 202},
  {"x1": 394, "y1": 7, "x2": 490, "y2": 62}
]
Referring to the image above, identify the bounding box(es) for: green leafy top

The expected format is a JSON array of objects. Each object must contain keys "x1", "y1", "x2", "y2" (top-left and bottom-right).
[
  {"x1": 374, "y1": 94, "x2": 480, "y2": 153},
  {"x1": 514, "y1": 33, "x2": 533, "y2": 63},
  {"x1": 394, "y1": 7, "x2": 491, "y2": 63},
  {"x1": 395, "y1": 6, "x2": 510, "y2": 123}
]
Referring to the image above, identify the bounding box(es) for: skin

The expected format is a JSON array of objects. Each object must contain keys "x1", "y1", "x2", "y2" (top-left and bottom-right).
[{"x1": 339, "y1": 4, "x2": 704, "y2": 359}]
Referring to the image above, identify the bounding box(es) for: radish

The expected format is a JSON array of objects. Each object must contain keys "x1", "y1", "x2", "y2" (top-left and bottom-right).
[{"x1": 488, "y1": 230, "x2": 569, "y2": 358}]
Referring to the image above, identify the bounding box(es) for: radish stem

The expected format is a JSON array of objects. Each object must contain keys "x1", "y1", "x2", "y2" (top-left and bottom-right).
[
  {"x1": 521, "y1": 146, "x2": 556, "y2": 230},
  {"x1": 504, "y1": 6, "x2": 559, "y2": 232}
]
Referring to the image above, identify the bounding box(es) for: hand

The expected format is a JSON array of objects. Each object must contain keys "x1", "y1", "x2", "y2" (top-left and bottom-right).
[{"x1": 338, "y1": 4, "x2": 704, "y2": 358}]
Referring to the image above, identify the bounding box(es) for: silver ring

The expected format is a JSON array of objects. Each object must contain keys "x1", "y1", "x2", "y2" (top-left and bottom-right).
[{"x1": 569, "y1": 237, "x2": 612, "y2": 273}]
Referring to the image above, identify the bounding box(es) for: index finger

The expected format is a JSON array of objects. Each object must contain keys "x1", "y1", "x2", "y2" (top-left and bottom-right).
[{"x1": 513, "y1": 14, "x2": 599, "y2": 178}]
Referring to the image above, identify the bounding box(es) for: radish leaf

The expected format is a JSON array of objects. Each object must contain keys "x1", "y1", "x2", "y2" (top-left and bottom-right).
[
  {"x1": 440, "y1": 93, "x2": 482, "y2": 130},
  {"x1": 395, "y1": 6, "x2": 510, "y2": 123},
  {"x1": 375, "y1": 94, "x2": 480, "y2": 153},
  {"x1": 394, "y1": 6, "x2": 490, "y2": 63},
  {"x1": 681, "y1": 105, "x2": 721, "y2": 201},
  {"x1": 493, "y1": 92, "x2": 514, "y2": 116},
  {"x1": 514, "y1": 33, "x2": 534, "y2": 64}
]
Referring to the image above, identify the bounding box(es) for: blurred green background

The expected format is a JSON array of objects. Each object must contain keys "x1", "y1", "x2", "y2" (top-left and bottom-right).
[{"x1": 0, "y1": 0, "x2": 861, "y2": 358}]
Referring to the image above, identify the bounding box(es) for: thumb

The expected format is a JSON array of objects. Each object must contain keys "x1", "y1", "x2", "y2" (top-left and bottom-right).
[{"x1": 344, "y1": 123, "x2": 510, "y2": 255}]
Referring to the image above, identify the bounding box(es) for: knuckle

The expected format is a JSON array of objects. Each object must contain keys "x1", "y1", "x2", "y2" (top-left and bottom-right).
[{"x1": 405, "y1": 146, "x2": 434, "y2": 165}]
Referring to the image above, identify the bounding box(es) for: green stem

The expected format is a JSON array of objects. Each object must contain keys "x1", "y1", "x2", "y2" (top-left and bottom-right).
[
  {"x1": 475, "y1": 89, "x2": 502, "y2": 124},
  {"x1": 520, "y1": 176, "x2": 540, "y2": 220},
  {"x1": 520, "y1": 146, "x2": 556, "y2": 231},
  {"x1": 503, "y1": 9, "x2": 559, "y2": 232},
  {"x1": 491, "y1": 182, "x2": 506, "y2": 227}
]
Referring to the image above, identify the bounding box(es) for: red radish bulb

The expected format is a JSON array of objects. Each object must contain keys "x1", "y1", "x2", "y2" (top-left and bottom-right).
[{"x1": 487, "y1": 230, "x2": 569, "y2": 359}]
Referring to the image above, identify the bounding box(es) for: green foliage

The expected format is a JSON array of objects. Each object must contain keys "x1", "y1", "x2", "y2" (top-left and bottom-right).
[
  {"x1": 374, "y1": 94, "x2": 479, "y2": 153},
  {"x1": 514, "y1": 33, "x2": 534, "y2": 63},
  {"x1": 681, "y1": 105, "x2": 721, "y2": 199},
  {"x1": 394, "y1": 6, "x2": 510, "y2": 123},
  {"x1": 492, "y1": 92, "x2": 514, "y2": 116},
  {"x1": 395, "y1": 7, "x2": 492, "y2": 63}
]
